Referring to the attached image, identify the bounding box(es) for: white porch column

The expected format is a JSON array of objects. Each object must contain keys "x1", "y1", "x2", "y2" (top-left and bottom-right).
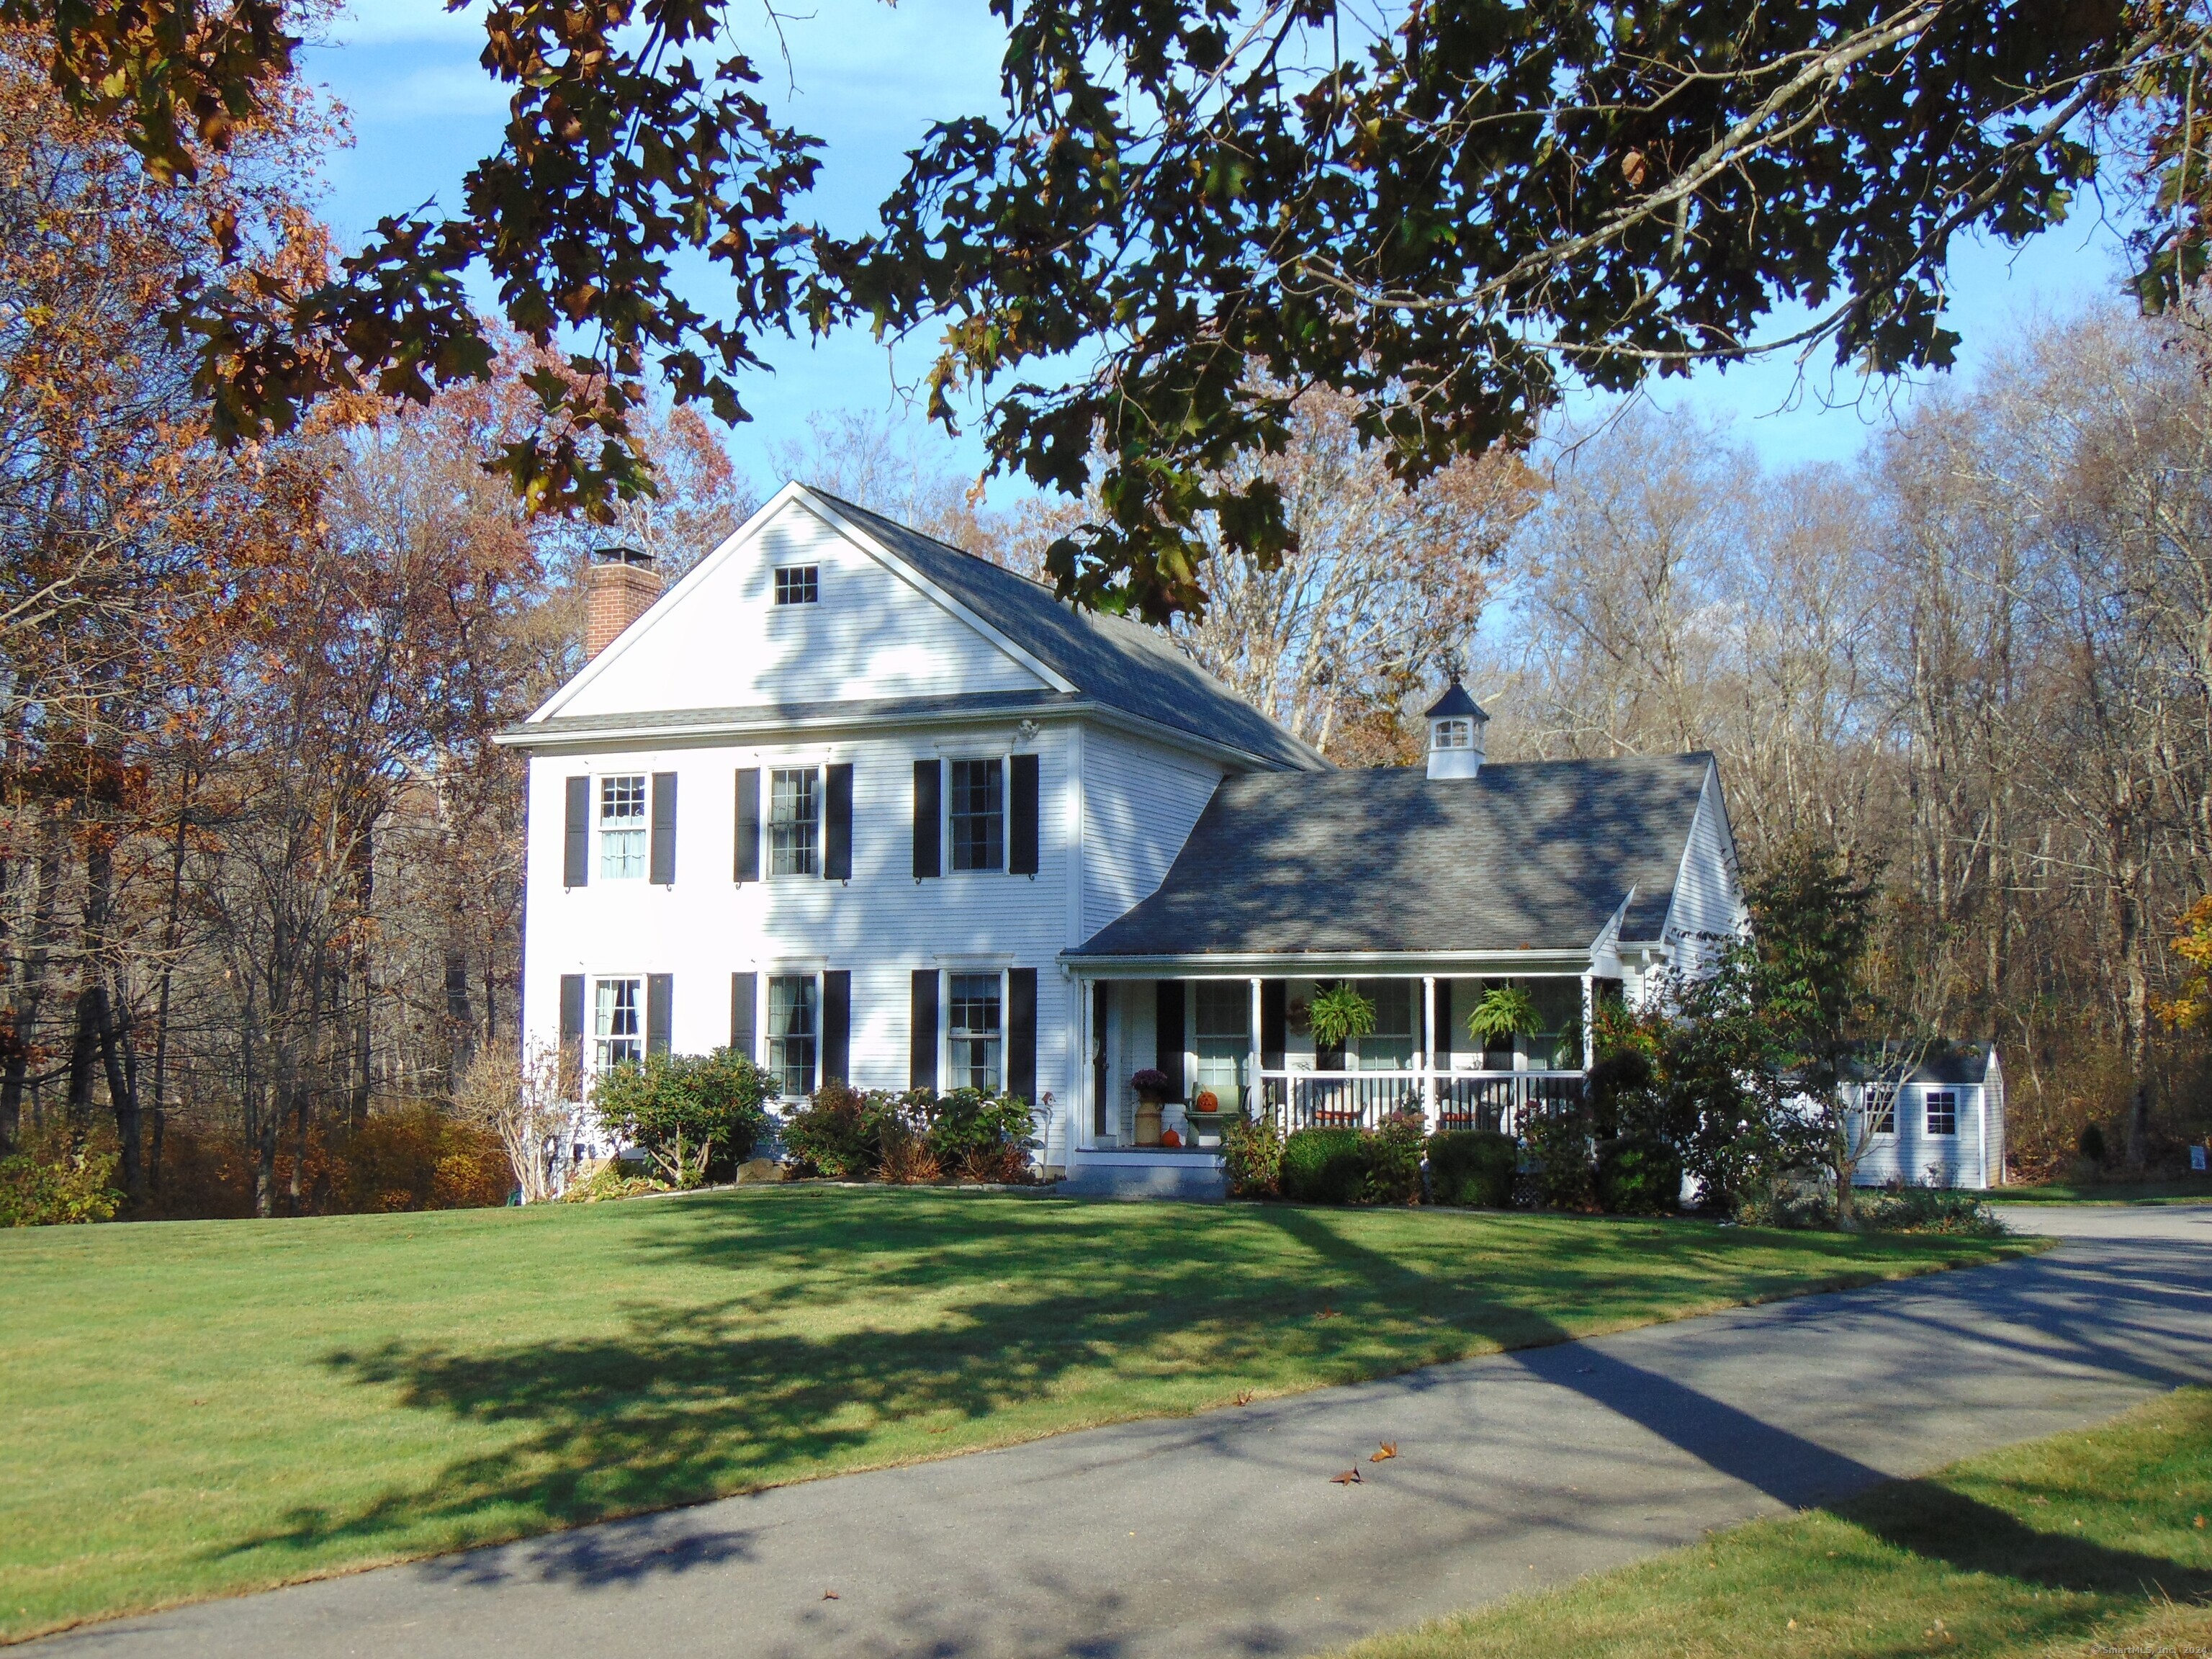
[
  {"x1": 1422, "y1": 975, "x2": 1439, "y2": 1134},
  {"x1": 1581, "y1": 972, "x2": 1596, "y2": 1071},
  {"x1": 1248, "y1": 976, "x2": 1264, "y2": 1119}
]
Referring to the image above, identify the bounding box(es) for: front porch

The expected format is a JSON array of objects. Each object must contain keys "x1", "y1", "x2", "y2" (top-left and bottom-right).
[{"x1": 1071, "y1": 969, "x2": 1601, "y2": 1157}]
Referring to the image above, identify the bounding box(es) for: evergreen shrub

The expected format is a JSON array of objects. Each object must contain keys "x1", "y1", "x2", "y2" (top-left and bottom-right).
[
  {"x1": 1427, "y1": 1130, "x2": 1518, "y2": 1208},
  {"x1": 1594, "y1": 1135, "x2": 1682, "y2": 1215}
]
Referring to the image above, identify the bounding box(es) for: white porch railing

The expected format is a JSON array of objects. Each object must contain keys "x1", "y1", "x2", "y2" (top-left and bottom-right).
[{"x1": 1256, "y1": 1068, "x2": 1585, "y2": 1136}]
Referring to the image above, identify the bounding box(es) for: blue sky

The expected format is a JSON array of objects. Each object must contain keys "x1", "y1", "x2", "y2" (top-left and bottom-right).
[{"x1": 305, "y1": 0, "x2": 2136, "y2": 495}]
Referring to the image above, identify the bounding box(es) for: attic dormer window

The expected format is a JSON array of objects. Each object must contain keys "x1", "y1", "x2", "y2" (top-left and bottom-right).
[
  {"x1": 774, "y1": 565, "x2": 819, "y2": 606},
  {"x1": 1434, "y1": 716, "x2": 1473, "y2": 751}
]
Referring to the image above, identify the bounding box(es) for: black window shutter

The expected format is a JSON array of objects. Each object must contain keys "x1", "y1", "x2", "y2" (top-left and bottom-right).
[
  {"x1": 1154, "y1": 979, "x2": 1186, "y2": 1102},
  {"x1": 910, "y1": 968, "x2": 939, "y2": 1089},
  {"x1": 1434, "y1": 979, "x2": 1455, "y2": 1066},
  {"x1": 734, "y1": 768, "x2": 760, "y2": 882},
  {"x1": 646, "y1": 974, "x2": 673, "y2": 1057},
  {"x1": 563, "y1": 777, "x2": 590, "y2": 888},
  {"x1": 912, "y1": 760, "x2": 940, "y2": 878},
  {"x1": 1261, "y1": 979, "x2": 1287, "y2": 1070},
  {"x1": 729, "y1": 971, "x2": 757, "y2": 1060},
  {"x1": 1008, "y1": 968, "x2": 1038, "y2": 1100},
  {"x1": 1009, "y1": 753, "x2": 1039, "y2": 876},
  {"x1": 822, "y1": 970, "x2": 851, "y2": 1084},
  {"x1": 824, "y1": 763, "x2": 853, "y2": 881},
  {"x1": 559, "y1": 974, "x2": 585, "y2": 1097},
  {"x1": 649, "y1": 771, "x2": 678, "y2": 884}
]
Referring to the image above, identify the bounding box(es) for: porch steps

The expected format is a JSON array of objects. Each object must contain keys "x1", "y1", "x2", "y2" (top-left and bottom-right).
[{"x1": 1060, "y1": 1162, "x2": 1229, "y2": 1202}]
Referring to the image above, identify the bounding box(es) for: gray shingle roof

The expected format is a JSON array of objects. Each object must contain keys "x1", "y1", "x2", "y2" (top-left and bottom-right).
[
  {"x1": 1071, "y1": 753, "x2": 1715, "y2": 958},
  {"x1": 811, "y1": 490, "x2": 1326, "y2": 771}
]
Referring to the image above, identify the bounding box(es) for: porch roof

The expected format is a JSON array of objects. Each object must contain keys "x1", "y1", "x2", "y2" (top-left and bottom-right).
[{"x1": 1069, "y1": 752, "x2": 1714, "y2": 961}]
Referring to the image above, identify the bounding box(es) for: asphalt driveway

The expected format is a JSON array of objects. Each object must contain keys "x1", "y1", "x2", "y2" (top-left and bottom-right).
[{"x1": 35, "y1": 1204, "x2": 2212, "y2": 1659}]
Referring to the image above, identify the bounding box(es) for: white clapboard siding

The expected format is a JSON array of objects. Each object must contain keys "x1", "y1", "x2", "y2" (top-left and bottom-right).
[
  {"x1": 549, "y1": 497, "x2": 1044, "y2": 720},
  {"x1": 1079, "y1": 724, "x2": 1225, "y2": 940},
  {"x1": 1851, "y1": 1082, "x2": 1996, "y2": 1190},
  {"x1": 523, "y1": 725, "x2": 1078, "y2": 1110},
  {"x1": 1660, "y1": 762, "x2": 1743, "y2": 973}
]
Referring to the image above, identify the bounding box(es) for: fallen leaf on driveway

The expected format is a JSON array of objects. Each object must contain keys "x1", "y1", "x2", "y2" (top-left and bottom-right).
[
  {"x1": 1370, "y1": 1441, "x2": 1398, "y2": 1462},
  {"x1": 1330, "y1": 1468, "x2": 1362, "y2": 1485},
  {"x1": 822, "y1": 1590, "x2": 839, "y2": 1600}
]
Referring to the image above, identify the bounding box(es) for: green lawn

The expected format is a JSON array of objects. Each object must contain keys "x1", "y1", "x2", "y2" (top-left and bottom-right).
[
  {"x1": 1997, "y1": 1175, "x2": 2212, "y2": 1205},
  {"x1": 1335, "y1": 1386, "x2": 2212, "y2": 1659},
  {"x1": 1, "y1": 1187, "x2": 2030, "y2": 1642}
]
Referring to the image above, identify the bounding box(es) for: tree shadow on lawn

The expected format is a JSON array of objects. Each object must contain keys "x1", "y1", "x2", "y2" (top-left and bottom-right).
[{"x1": 221, "y1": 1192, "x2": 2041, "y2": 1596}]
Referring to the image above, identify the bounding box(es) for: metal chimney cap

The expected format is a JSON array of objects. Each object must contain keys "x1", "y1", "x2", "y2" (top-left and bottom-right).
[{"x1": 592, "y1": 544, "x2": 653, "y2": 567}]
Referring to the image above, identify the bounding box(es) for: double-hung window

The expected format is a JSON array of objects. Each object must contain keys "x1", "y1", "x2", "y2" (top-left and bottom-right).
[
  {"x1": 593, "y1": 977, "x2": 643, "y2": 1074},
  {"x1": 766, "y1": 974, "x2": 817, "y2": 1098},
  {"x1": 599, "y1": 775, "x2": 647, "y2": 879},
  {"x1": 1193, "y1": 981, "x2": 1249, "y2": 1109},
  {"x1": 948, "y1": 973, "x2": 1002, "y2": 1091},
  {"x1": 949, "y1": 758, "x2": 1004, "y2": 871},
  {"x1": 1925, "y1": 1089, "x2": 1958, "y2": 1136},
  {"x1": 770, "y1": 767, "x2": 819, "y2": 876}
]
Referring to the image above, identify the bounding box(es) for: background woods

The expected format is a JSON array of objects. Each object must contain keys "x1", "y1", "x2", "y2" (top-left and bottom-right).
[{"x1": 1478, "y1": 310, "x2": 2212, "y2": 1177}]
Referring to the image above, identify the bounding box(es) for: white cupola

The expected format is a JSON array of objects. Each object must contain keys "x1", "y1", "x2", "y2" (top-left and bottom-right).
[{"x1": 1424, "y1": 676, "x2": 1488, "y2": 779}]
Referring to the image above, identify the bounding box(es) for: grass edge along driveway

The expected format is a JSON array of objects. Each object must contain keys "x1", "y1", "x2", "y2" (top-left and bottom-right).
[
  {"x1": 1334, "y1": 1385, "x2": 2212, "y2": 1659},
  {"x1": 1, "y1": 1186, "x2": 2034, "y2": 1643}
]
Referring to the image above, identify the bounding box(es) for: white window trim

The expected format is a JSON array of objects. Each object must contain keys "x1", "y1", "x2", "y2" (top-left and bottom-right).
[
  {"x1": 943, "y1": 966, "x2": 1008, "y2": 1094},
  {"x1": 767, "y1": 763, "x2": 822, "y2": 881},
  {"x1": 588, "y1": 973, "x2": 647, "y2": 1082},
  {"x1": 596, "y1": 771, "x2": 649, "y2": 882},
  {"x1": 1924, "y1": 1087, "x2": 1959, "y2": 1138},
  {"x1": 945, "y1": 753, "x2": 1010, "y2": 876},
  {"x1": 770, "y1": 564, "x2": 820, "y2": 607},
  {"x1": 764, "y1": 970, "x2": 822, "y2": 1102}
]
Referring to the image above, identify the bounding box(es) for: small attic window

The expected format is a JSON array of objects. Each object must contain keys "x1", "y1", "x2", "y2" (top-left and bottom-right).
[
  {"x1": 773, "y1": 565, "x2": 819, "y2": 606},
  {"x1": 1433, "y1": 716, "x2": 1473, "y2": 750}
]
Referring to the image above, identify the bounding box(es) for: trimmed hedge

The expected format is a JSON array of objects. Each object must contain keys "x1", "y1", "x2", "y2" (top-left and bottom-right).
[
  {"x1": 1428, "y1": 1129, "x2": 1518, "y2": 1208},
  {"x1": 1279, "y1": 1128, "x2": 1367, "y2": 1205}
]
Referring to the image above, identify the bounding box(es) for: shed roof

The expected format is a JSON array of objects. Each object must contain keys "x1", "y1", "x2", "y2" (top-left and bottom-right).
[{"x1": 1070, "y1": 752, "x2": 1716, "y2": 959}]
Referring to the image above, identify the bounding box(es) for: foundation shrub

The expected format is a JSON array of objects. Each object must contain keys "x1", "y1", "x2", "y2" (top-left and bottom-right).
[
  {"x1": 1526, "y1": 1105, "x2": 1597, "y2": 1210},
  {"x1": 1426, "y1": 1129, "x2": 1518, "y2": 1208},
  {"x1": 778, "y1": 1082, "x2": 874, "y2": 1178},
  {"x1": 1594, "y1": 1135, "x2": 1683, "y2": 1215},
  {"x1": 592, "y1": 1048, "x2": 769, "y2": 1187},
  {"x1": 1222, "y1": 1111, "x2": 1285, "y2": 1197},
  {"x1": 1854, "y1": 1184, "x2": 2008, "y2": 1236},
  {"x1": 1278, "y1": 1127, "x2": 1367, "y2": 1205},
  {"x1": 1359, "y1": 1110, "x2": 1426, "y2": 1205},
  {"x1": 925, "y1": 1087, "x2": 1038, "y2": 1178}
]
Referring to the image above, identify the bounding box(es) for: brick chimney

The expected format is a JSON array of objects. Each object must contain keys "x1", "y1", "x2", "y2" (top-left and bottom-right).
[{"x1": 585, "y1": 546, "x2": 660, "y2": 659}]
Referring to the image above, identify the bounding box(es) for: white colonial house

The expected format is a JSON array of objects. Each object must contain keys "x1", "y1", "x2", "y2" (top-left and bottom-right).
[{"x1": 497, "y1": 483, "x2": 1749, "y2": 1196}]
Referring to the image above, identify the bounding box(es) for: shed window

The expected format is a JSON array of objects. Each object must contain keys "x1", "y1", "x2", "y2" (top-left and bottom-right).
[
  {"x1": 770, "y1": 768, "x2": 819, "y2": 876},
  {"x1": 598, "y1": 775, "x2": 647, "y2": 879},
  {"x1": 766, "y1": 974, "x2": 818, "y2": 1098},
  {"x1": 773, "y1": 565, "x2": 819, "y2": 606},
  {"x1": 1865, "y1": 1085, "x2": 1897, "y2": 1136},
  {"x1": 1925, "y1": 1089, "x2": 1958, "y2": 1137},
  {"x1": 948, "y1": 973, "x2": 1002, "y2": 1092},
  {"x1": 950, "y1": 758, "x2": 1004, "y2": 871}
]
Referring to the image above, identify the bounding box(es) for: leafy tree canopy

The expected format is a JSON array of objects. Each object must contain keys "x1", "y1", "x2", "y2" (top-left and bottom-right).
[{"x1": 12, "y1": 0, "x2": 2211, "y2": 616}]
